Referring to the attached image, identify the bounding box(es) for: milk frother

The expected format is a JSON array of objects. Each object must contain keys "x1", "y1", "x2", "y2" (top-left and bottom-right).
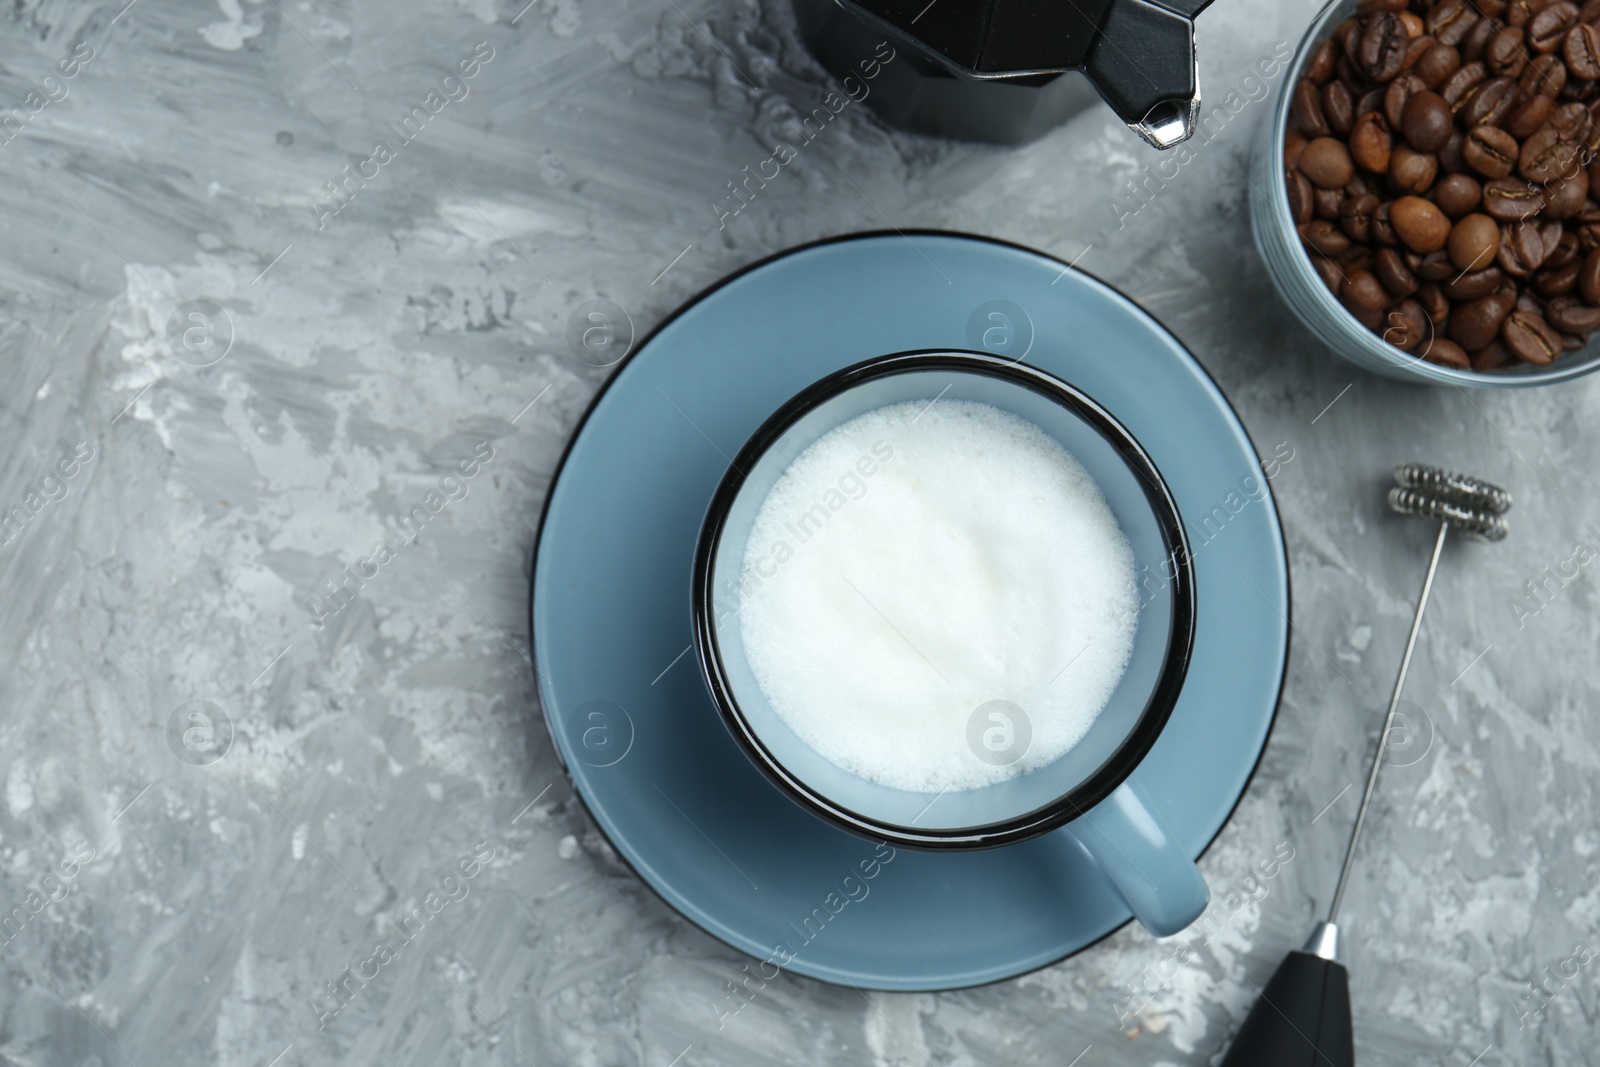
[{"x1": 1220, "y1": 463, "x2": 1510, "y2": 1066}]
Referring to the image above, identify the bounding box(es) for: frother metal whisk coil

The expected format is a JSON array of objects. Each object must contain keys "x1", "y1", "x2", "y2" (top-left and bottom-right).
[{"x1": 1387, "y1": 463, "x2": 1511, "y2": 542}]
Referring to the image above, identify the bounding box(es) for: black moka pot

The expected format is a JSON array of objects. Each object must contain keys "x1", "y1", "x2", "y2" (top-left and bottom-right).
[{"x1": 795, "y1": 0, "x2": 1216, "y2": 147}]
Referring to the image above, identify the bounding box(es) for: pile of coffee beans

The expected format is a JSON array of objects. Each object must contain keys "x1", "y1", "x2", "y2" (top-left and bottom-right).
[{"x1": 1286, "y1": 0, "x2": 1600, "y2": 370}]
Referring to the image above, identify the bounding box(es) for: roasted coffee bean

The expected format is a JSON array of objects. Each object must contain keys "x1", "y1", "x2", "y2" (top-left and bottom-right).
[
  {"x1": 1311, "y1": 254, "x2": 1346, "y2": 291},
  {"x1": 1547, "y1": 229, "x2": 1583, "y2": 268},
  {"x1": 1567, "y1": 22, "x2": 1600, "y2": 78},
  {"x1": 1434, "y1": 172, "x2": 1484, "y2": 214},
  {"x1": 1417, "y1": 280, "x2": 1451, "y2": 322},
  {"x1": 1449, "y1": 212, "x2": 1503, "y2": 269},
  {"x1": 1566, "y1": 76, "x2": 1598, "y2": 99},
  {"x1": 1483, "y1": 176, "x2": 1549, "y2": 217},
  {"x1": 1425, "y1": 337, "x2": 1474, "y2": 366},
  {"x1": 1441, "y1": 127, "x2": 1469, "y2": 170},
  {"x1": 1530, "y1": 1, "x2": 1582, "y2": 53},
  {"x1": 1341, "y1": 193, "x2": 1382, "y2": 241},
  {"x1": 1391, "y1": 144, "x2": 1441, "y2": 192},
  {"x1": 1499, "y1": 220, "x2": 1549, "y2": 275},
  {"x1": 1464, "y1": 124, "x2": 1521, "y2": 176},
  {"x1": 1428, "y1": 0, "x2": 1481, "y2": 46},
  {"x1": 1301, "y1": 136, "x2": 1357, "y2": 187},
  {"x1": 1417, "y1": 248, "x2": 1458, "y2": 279},
  {"x1": 1503, "y1": 307, "x2": 1565, "y2": 361},
  {"x1": 1415, "y1": 41, "x2": 1463, "y2": 86},
  {"x1": 1461, "y1": 75, "x2": 1523, "y2": 126},
  {"x1": 1376, "y1": 246, "x2": 1421, "y2": 294},
  {"x1": 1361, "y1": 13, "x2": 1412, "y2": 81},
  {"x1": 1360, "y1": 0, "x2": 1408, "y2": 14},
  {"x1": 1516, "y1": 289, "x2": 1544, "y2": 316},
  {"x1": 1550, "y1": 100, "x2": 1593, "y2": 140},
  {"x1": 1342, "y1": 269, "x2": 1392, "y2": 311},
  {"x1": 1441, "y1": 60, "x2": 1490, "y2": 104},
  {"x1": 1345, "y1": 247, "x2": 1378, "y2": 275},
  {"x1": 1582, "y1": 245, "x2": 1600, "y2": 300},
  {"x1": 1536, "y1": 259, "x2": 1582, "y2": 293},
  {"x1": 1488, "y1": 25, "x2": 1530, "y2": 76},
  {"x1": 1506, "y1": 91, "x2": 1556, "y2": 135},
  {"x1": 1285, "y1": 131, "x2": 1308, "y2": 171},
  {"x1": 1463, "y1": 341, "x2": 1511, "y2": 369},
  {"x1": 1546, "y1": 170, "x2": 1591, "y2": 216},
  {"x1": 1348, "y1": 302, "x2": 1388, "y2": 330},
  {"x1": 1520, "y1": 127, "x2": 1584, "y2": 181},
  {"x1": 1406, "y1": 33, "x2": 1440, "y2": 72},
  {"x1": 1584, "y1": 0, "x2": 1600, "y2": 22},
  {"x1": 1449, "y1": 286, "x2": 1518, "y2": 347},
  {"x1": 1307, "y1": 38, "x2": 1339, "y2": 84},
  {"x1": 1537, "y1": 219, "x2": 1565, "y2": 259},
  {"x1": 1547, "y1": 293, "x2": 1600, "y2": 328},
  {"x1": 1583, "y1": 99, "x2": 1600, "y2": 149},
  {"x1": 1293, "y1": 78, "x2": 1331, "y2": 136},
  {"x1": 1339, "y1": 246, "x2": 1376, "y2": 276},
  {"x1": 1351, "y1": 111, "x2": 1394, "y2": 171},
  {"x1": 1324, "y1": 79, "x2": 1357, "y2": 136},
  {"x1": 1337, "y1": 17, "x2": 1364, "y2": 58},
  {"x1": 1521, "y1": 52, "x2": 1569, "y2": 96},
  {"x1": 1301, "y1": 219, "x2": 1353, "y2": 256},
  {"x1": 1445, "y1": 266, "x2": 1506, "y2": 298},
  {"x1": 1402, "y1": 89, "x2": 1454, "y2": 149},
  {"x1": 1386, "y1": 74, "x2": 1427, "y2": 127},
  {"x1": 1347, "y1": 172, "x2": 1378, "y2": 198},
  {"x1": 1461, "y1": 12, "x2": 1501, "y2": 62},
  {"x1": 1392, "y1": 194, "x2": 1454, "y2": 250},
  {"x1": 1314, "y1": 185, "x2": 1344, "y2": 220},
  {"x1": 1383, "y1": 298, "x2": 1433, "y2": 348},
  {"x1": 1373, "y1": 200, "x2": 1400, "y2": 244},
  {"x1": 1289, "y1": 170, "x2": 1315, "y2": 225},
  {"x1": 1402, "y1": 10, "x2": 1427, "y2": 37},
  {"x1": 1507, "y1": 0, "x2": 1535, "y2": 29}
]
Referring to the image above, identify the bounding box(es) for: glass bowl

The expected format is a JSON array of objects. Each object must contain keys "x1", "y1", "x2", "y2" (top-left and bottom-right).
[{"x1": 1248, "y1": 0, "x2": 1600, "y2": 387}]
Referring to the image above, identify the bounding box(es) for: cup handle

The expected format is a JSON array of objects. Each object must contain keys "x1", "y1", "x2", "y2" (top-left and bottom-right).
[{"x1": 1061, "y1": 778, "x2": 1209, "y2": 937}]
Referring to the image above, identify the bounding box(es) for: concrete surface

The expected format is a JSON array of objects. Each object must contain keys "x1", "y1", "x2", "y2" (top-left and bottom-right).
[{"x1": 0, "y1": 0, "x2": 1596, "y2": 1064}]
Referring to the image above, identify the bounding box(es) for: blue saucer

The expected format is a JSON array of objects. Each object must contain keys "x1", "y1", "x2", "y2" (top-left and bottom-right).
[{"x1": 530, "y1": 232, "x2": 1289, "y2": 991}]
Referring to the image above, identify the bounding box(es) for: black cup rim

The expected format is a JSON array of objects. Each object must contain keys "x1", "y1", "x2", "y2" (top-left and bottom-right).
[{"x1": 691, "y1": 350, "x2": 1197, "y2": 850}]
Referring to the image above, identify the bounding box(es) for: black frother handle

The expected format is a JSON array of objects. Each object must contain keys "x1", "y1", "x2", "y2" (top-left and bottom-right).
[{"x1": 1219, "y1": 951, "x2": 1355, "y2": 1067}]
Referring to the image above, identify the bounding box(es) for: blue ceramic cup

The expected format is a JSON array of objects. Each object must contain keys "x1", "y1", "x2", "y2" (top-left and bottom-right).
[{"x1": 692, "y1": 351, "x2": 1209, "y2": 936}]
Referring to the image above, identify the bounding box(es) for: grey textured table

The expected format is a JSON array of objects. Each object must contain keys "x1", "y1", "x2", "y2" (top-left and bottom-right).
[{"x1": 2, "y1": 0, "x2": 1597, "y2": 1064}]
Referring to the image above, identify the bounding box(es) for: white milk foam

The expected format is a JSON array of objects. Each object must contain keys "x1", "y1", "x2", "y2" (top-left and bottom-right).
[{"x1": 737, "y1": 398, "x2": 1141, "y2": 794}]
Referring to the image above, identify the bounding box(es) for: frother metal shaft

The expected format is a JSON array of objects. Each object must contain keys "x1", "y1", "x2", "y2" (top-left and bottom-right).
[{"x1": 1326, "y1": 521, "x2": 1448, "y2": 927}]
